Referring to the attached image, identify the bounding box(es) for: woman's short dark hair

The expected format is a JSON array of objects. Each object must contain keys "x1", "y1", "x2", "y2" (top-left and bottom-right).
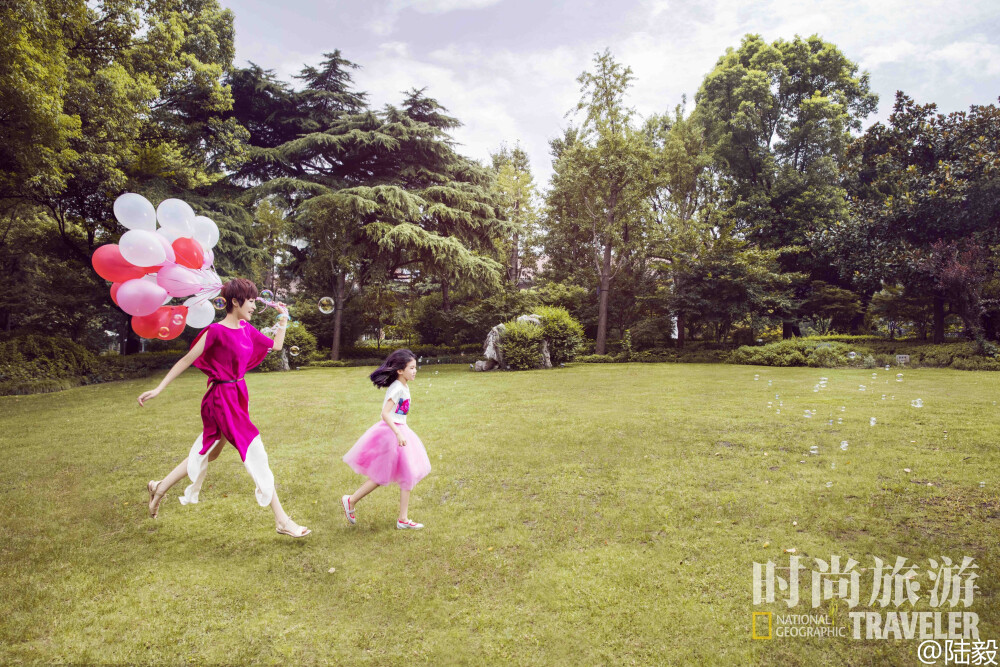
[
  {"x1": 220, "y1": 278, "x2": 258, "y2": 313},
  {"x1": 370, "y1": 349, "x2": 417, "y2": 388}
]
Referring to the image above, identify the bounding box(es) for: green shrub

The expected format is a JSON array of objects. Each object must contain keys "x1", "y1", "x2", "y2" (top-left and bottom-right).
[
  {"x1": 729, "y1": 339, "x2": 856, "y2": 367},
  {"x1": 91, "y1": 351, "x2": 184, "y2": 383},
  {"x1": 257, "y1": 323, "x2": 318, "y2": 372},
  {"x1": 534, "y1": 306, "x2": 584, "y2": 364},
  {"x1": 0, "y1": 335, "x2": 98, "y2": 383},
  {"x1": 951, "y1": 356, "x2": 1000, "y2": 371},
  {"x1": 0, "y1": 377, "x2": 82, "y2": 396},
  {"x1": 574, "y1": 354, "x2": 614, "y2": 363},
  {"x1": 307, "y1": 360, "x2": 348, "y2": 368},
  {"x1": 501, "y1": 319, "x2": 544, "y2": 370}
]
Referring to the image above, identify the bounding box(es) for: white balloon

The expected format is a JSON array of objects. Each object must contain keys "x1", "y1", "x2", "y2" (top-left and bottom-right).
[
  {"x1": 156, "y1": 226, "x2": 184, "y2": 244},
  {"x1": 192, "y1": 216, "x2": 220, "y2": 249},
  {"x1": 184, "y1": 297, "x2": 216, "y2": 328},
  {"x1": 156, "y1": 198, "x2": 195, "y2": 238},
  {"x1": 114, "y1": 193, "x2": 157, "y2": 232},
  {"x1": 119, "y1": 229, "x2": 166, "y2": 267},
  {"x1": 162, "y1": 294, "x2": 173, "y2": 305}
]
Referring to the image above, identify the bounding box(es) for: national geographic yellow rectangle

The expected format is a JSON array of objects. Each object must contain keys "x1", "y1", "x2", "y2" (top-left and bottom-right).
[{"x1": 753, "y1": 612, "x2": 773, "y2": 640}]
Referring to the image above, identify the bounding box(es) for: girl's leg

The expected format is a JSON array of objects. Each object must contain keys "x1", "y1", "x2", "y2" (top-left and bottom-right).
[
  {"x1": 398, "y1": 487, "x2": 410, "y2": 522},
  {"x1": 350, "y1": 479, "x2": 380, "y2": 506}
]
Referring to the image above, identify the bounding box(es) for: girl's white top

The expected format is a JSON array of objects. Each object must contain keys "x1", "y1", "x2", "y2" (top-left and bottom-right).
[{"x1": 384, "y1": 380, "x2": 411, "y2": 424}]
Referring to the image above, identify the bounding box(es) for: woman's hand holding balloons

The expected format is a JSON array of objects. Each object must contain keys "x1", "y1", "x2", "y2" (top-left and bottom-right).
[{"x1": 93, "y1": 193, "x2": 224, "y2": 340}]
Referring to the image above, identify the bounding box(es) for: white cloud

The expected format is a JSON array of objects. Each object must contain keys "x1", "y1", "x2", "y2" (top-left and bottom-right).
[
  {"x1": 859, "y1": 40, "x2": 919, "y2": 70},
  {"x1": 930, "y1": 37, "x2": 1000, "y2": 77},
  {"x1": 369, "y1": 0, "x2": 504, "y2": 36}
]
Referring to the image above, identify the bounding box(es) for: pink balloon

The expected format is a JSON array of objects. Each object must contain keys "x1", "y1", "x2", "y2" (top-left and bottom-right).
[
  {"x1": 157, "y1": 233, "x2": 176, "y2": 264},
  {"x1": 117, "y1": 277, "x2": 168, "y2": 316},
  {"x1": 201, "y1": 248, "x2": 214, "y2": 270},
  {"x1": 156, "y1": 262, "x2": 206, "y2": 298}
]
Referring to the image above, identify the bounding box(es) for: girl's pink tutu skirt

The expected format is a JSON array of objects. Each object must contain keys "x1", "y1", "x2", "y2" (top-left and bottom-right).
[{"x1": 343, "y1": 422, "x2": 430, "y2": 490}]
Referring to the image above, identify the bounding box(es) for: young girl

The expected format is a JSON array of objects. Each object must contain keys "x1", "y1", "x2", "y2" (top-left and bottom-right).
[
  {"x1": 137, "y1": 278, "x2": 310, "y2": 538},
  {"x1": 341, "y1": 349, "x2": 431, "y2": 529}
]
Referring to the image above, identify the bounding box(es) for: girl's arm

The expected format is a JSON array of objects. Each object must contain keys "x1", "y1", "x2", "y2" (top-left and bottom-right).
[
  {"x1": 271, "y1": 303, "x2": 290, "y2": 351},
  {"x1": 137, "y1": 334, "x2": 208, "y2": 406},
  {"x1": 382, "y1": 399, "x2": 407, "y2": 447}
]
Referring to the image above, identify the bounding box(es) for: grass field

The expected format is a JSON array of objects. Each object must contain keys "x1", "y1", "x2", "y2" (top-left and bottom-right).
[{"x1": 1, "y1": 362, "x2": 998, "y2": 664}]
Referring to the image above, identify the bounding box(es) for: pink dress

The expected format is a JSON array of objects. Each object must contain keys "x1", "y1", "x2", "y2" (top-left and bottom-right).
[
  {"x1": 343, "y1": 381, "x2": 431, "y2": 490},
  {"x1": 190, "y1": 321, "x2": 274, "y2": 462}
]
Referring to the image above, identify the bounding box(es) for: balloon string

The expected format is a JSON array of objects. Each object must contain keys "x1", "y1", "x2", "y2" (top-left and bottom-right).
[{"x1": 187, "y1": 283, "x2": 223, "y2": 308}]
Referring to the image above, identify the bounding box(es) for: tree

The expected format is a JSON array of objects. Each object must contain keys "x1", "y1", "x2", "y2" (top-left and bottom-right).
[
  {"x1": 824, "y1": 93, "x2": 1000, "y2": 343},
  {"x1": 695, "y1": 34, "x2": 877, "y2": 336},
  {"x1": 548, "y1": 50, "x2": 655, "y2": 354},
  {"x1": 491, "y1": 144, "x2": 542, "y2": 288},
  {"x1": 245, "y1": 54, "x2": 505, "y2": 359},
  {"x1": 643, "y1": 103, "x2": 715, "y2": 347}
]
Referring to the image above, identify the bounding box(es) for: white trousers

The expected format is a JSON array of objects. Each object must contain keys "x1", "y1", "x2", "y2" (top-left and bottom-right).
[{"x1": 179, "y1": 433, "x2": 275, "y2": 507}]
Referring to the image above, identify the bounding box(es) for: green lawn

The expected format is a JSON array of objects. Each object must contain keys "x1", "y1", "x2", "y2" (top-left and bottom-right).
[{"x1": 1, "y1": 363, "x2": 997, "y2": 664}]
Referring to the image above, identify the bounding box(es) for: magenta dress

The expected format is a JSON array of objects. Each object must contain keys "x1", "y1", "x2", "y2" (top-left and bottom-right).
[{"x1": 190, "y1": 321, "x2": 274, "y2": 462}]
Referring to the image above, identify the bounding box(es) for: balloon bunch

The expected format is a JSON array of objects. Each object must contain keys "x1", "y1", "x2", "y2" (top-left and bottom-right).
[{"x1": 92, "y1": 193, "x2": 223, "y2": 340}]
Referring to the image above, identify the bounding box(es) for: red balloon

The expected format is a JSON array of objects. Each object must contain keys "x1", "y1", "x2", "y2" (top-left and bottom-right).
[
  {"x1": 110, "y1": 282, "x2": 122, "y2": 306},
  {"x1": 92, "y1": 244, "x2": 147, "y2": 282},
  {"x1": 172, "y1": 237, "x2": 204, "y2": 270},
  {"x1": 132, "y1": 305, "x2": 188, "y2": 340}
]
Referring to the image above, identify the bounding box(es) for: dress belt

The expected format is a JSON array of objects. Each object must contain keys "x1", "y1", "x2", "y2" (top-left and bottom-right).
[{"x1": 209, "y1": 377, "x2": 244, "y2": 387}]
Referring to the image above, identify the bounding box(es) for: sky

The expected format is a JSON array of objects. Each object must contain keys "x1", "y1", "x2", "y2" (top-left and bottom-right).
[{"x1": 219, "y1": 0, "x2": 1000, "y2": 187}]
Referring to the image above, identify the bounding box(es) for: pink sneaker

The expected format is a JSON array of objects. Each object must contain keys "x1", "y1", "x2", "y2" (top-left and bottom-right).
[
  {"x1": 341, "y1": 495, "x2": 356, "y2": 525},
  {"x1": 396, "y1": 518, "x2": 423, "y2": 530}
]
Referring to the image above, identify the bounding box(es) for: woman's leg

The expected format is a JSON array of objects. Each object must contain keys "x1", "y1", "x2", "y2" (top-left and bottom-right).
[
  {"x1": 178, "y1": 435, "x2": 226, "y2": 506},
  {"x1": 150, "y1": 435, "x2": 226, "y2": 517},
  {"x1": 243, "y1": 435, "x2": 309, "y2": 537},
  {"x1": 350, "y1": 479, "x2": 380, "y2": 507}
]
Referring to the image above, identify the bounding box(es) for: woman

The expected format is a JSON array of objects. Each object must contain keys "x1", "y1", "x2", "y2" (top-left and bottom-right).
[{"x1": 138, "y1": 278, "x2": 310, "y2": 538}]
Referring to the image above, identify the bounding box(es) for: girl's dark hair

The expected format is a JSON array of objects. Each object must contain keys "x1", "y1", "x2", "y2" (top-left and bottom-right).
[
  {"x1": 370, "y1": 349, "x2": 417, "y2": 388},
  {"x1": 221, "y1": 278, "x2": 258, "y2": 313}
]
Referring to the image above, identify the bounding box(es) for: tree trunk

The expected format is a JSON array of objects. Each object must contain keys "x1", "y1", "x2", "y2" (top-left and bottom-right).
[
  {"x1": 782, "y1": 321, "x2": 801, "y2": 339},
  {"x1": 509, "y1": 231, "x2": 520, "y2": 286},
  {"x1": 330, "y1": 272, "x2": 346, "y2": 360},
  {"x1": 933, "y1": 293, "x2": 945, "y2": 343},
  {"x1": 441, "y1": 278, "x2": 451, "y2": 312},
  {"x1": 985, "y1": 312, "x2": 997, "y2": 341},
  {"x1": 595, "y1": 242, "x2": 612, "y2": 355},
  {"x1": 676, "y1": 312, "x2": 685, "y2": 349}
]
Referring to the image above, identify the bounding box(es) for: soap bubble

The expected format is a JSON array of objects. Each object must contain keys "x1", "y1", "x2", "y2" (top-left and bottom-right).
[
  {"x1": 840, "y1": 441, "x2": 849, "y2": 451},
  {"x1": 870, "y1": 417, "x2": 877, "y2": 426},
  {"x1": 212, "y1": 296, "x2": 227, "y2": 310},
  {"x1": 754, "y1": 374, "x2": 759, "y2": 381},
  {"x1": 157, "y1": 326, "x2": 170, "y2": 339},
  {"x1": 981, "y1": 481, "x2": 987, "y2": 488},
  {"x1": 826, "y1": 482, "x2": 833, "y2": 488},
  {"x1": 318, "y1": 296, "x2": 335, "y2": 314},
  {"x1": 840, "y1": 406, "x2": 846, "y2": 412},
  {"x1": 804, "y1": 410, "x2": 812, "y2": 418},
  {"x1": 171, "y1": 313, "x2": 185, "y2": 326},
  {"x1": 848, "y1": 351, "x2": 856, "y2": 360},
  {"x1": 260, "y1": 289, "x2": 274, "y2": 302},
  {"x1": 911, "y1": 398, "x2": 923, "y2": 408},
  {"x1": 859, "y1": 385, "x2": 866, "y2": 391},
  {"x1": 885, "y1": 365, "x2": 891, "y2": 371},
  {"x1": 809, "y1": 445, "x2": 819, "y2": 455},
  {"x1": 896, "y1": 373, "x2": 904, "y2": 382},
  {"x1": 289, "y1": 346, "x2": 300, "y2": 357}
]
